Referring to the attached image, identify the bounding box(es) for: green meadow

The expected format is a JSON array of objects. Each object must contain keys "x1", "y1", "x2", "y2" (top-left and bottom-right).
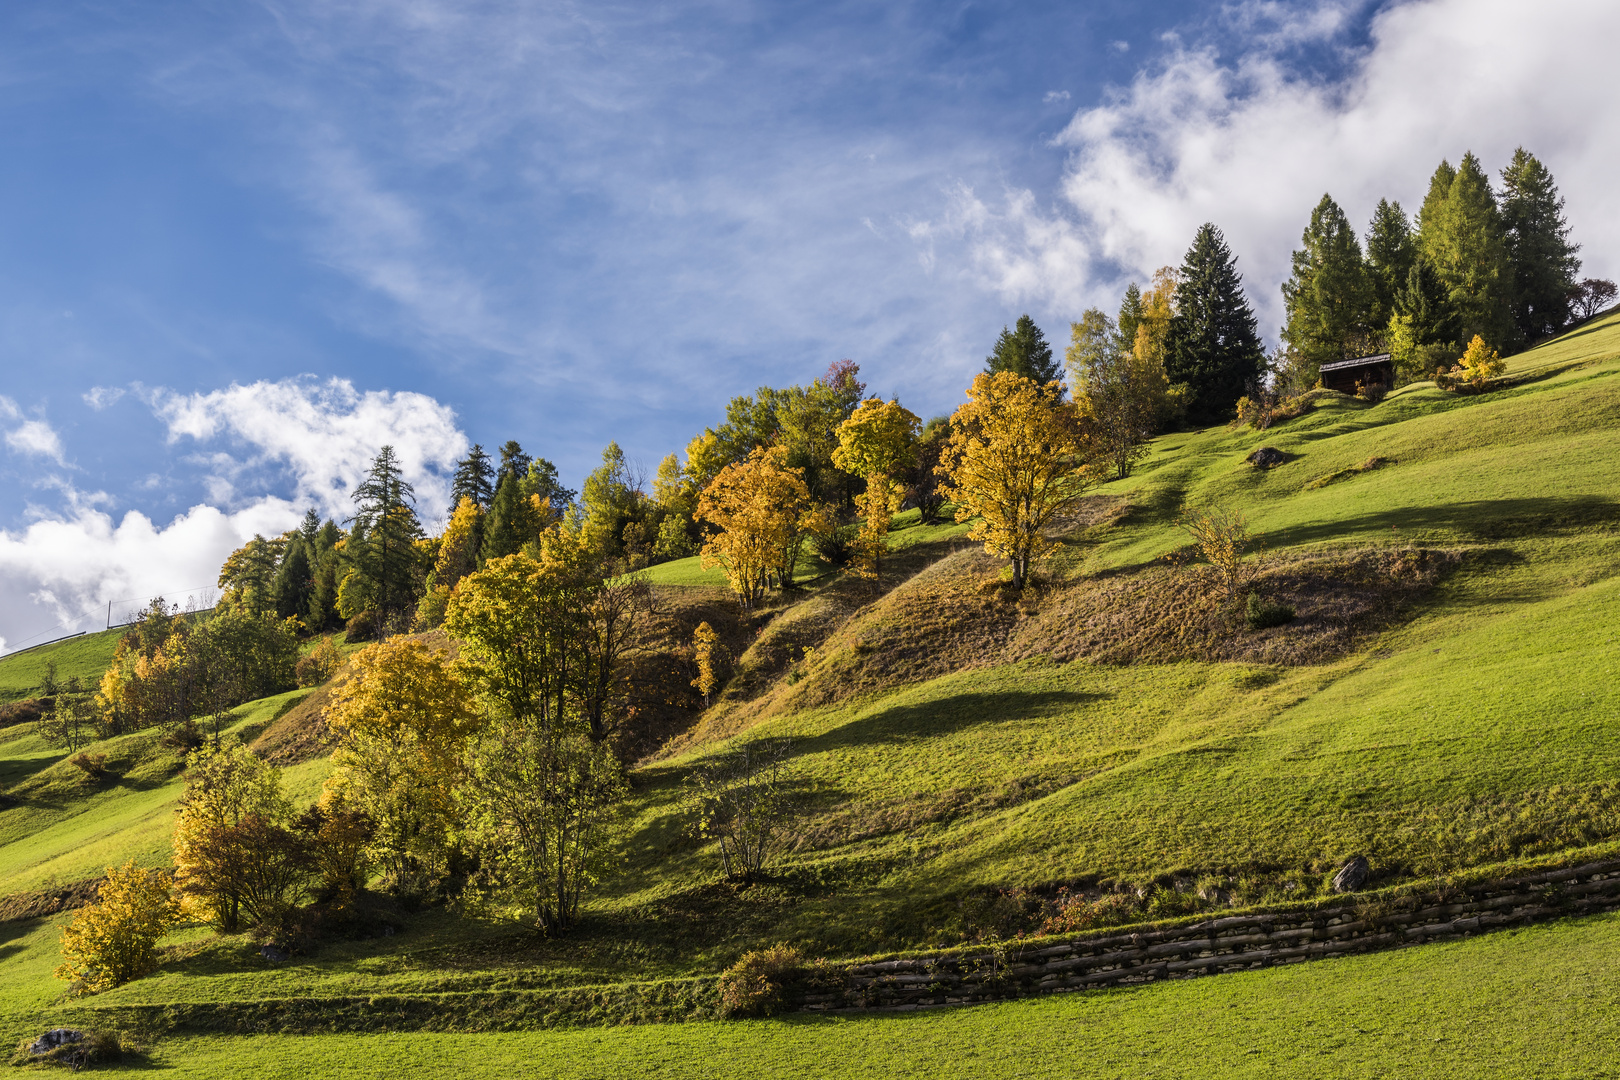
[{"x1": 6, "y1": 312, "x2": 1620, "y2": 1072}]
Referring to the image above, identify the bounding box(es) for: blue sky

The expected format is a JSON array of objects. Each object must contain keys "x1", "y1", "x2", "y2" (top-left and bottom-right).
[{"x1": 1, "y1": 0, "x2": 1615, "y2": 651}]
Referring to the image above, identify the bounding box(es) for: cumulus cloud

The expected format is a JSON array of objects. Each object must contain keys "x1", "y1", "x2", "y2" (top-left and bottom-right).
[
  {"x1": 0, "y1": 396, "x2": 65, "y2": 464},
  {"x1": 940, "y1": 0, "x2": 1620, "y2": 340},
  {"x1": 0, "y1": 497, "x2": 297, "y2": 653},
  {"x1": 150, "y1": 376, "x2": 467, "y2": 523}
]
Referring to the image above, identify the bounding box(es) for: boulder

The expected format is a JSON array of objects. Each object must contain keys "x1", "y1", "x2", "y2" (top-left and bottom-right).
[
  {"x1": 1332, "y1": 855, "x2": 1371, "y2": 893},
  {"x1": 27, "y1": 1029, "x2": 84, "y2": 1056},
  {"x1": 1246, "y1": 446, "x2": 1290, "y2": 469},
  {"x1": 260, "y1": 943, "x2": 289, "y2": 964}
]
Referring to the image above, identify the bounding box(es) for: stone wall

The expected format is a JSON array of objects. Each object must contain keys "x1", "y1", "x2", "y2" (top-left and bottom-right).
[{"x1": 797, "y1": 857, "x2": 1620, "y2": 1013}]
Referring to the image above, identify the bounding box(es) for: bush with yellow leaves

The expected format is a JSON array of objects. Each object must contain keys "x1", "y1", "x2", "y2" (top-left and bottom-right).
[{"x1": 55, "y1": 860, "x2": 177, "y2": 995}]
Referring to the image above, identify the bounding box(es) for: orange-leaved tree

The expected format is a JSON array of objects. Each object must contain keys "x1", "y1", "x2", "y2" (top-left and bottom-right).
[
  {"x1": 832, "y1": 398, "x2": 921, "y2": 578},
  {"x1": 696, "y1": 446, "x2": 812, "y2": 609},
  {"x1": 939, "y1": 371, "x2": 1096, "y2": 590},
  {"x1": 1457, "y1": 334, "x2": 1504, "y2": 388}
]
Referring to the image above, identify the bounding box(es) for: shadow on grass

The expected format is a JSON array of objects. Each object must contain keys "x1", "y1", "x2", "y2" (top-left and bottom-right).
[
  {"x1": 1271, "y1": 495, "x2": 1620, "y2": 547},
  {"x1": 791, "y1": 689, "x2": 1109, "y2": 755}
]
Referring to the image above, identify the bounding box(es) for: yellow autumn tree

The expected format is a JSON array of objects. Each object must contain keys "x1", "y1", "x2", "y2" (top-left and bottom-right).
[
  {"x1": 691, "y1": 621, "x2": 721, "y2": 706},
  {"x1": 171, "y1": 741, "x2": 292, "y2": 931},
  {"x1": 323, "y1": 637, "x2": 480, "y2": 895},
  {"x1": 1457, "y1": 334, "x2": 1504, "y2": 387},
  {"x1": 696, "y1": 446, "x2": 812, "y2": 609},
  {"x1": 832, "y1": 398, "x2": 921, "y2": 578},
  {"x1": 938, "y1": 371, "x2": 1096, "y2": 589},
  {"x1": 55, "y1": 860, "x2": 178, "y2": 995}
]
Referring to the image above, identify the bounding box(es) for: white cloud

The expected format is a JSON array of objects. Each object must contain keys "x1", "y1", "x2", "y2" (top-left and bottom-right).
[
  {"x1": 1044, "y1": 90, "x2": 1071, "y2": 103},
  {"x1": 83, "y1": 386, "x2": 126, "y2": 410},
  {"x1": 149, "y1": 376, "x2": 466, "y2": 523},
  {"x1": 0, "y1": 496, "x2": 297, "y2": 653},
  {"x1": 939, "y1": 0, "x2": 1620, "y2": 341},
  {"x1": 0, "y1": 396, "x2": 66, "y2": 464}
]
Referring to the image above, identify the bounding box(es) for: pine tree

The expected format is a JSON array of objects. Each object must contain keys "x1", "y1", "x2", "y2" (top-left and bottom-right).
[
  {"x1": 984, "y1": 314, "x2": 1061, "y2": 385},
  {"x1": 481, "y1": 470, "x2": 543, "y2": 564},
  {"x1": 1420, "y1": 152, "x2": 1514, "y2": 349},
  {"x1": 299, "y1": 508, "x2": 321, "y2": 549},
  {"x1": 348, "y1": 446, "x2": 424, "y2": 627},
  {"x1": 523, "y1": 457, "x2": 575, "y2": 521},
  {"x1": 1365, "y1": 199, "x2": 1417, "y2": 336},
  {"x1": 1281, "y1": 194, "x2": 1375, "y2": 378},
  {"x1": 450, "y1": 444, "x2": 497, "y2": 513},
  {"x1": 1500, "y1": 147, "x2": 1581, "y2": 343},
  {"x1": 1166, "y1": 223, "x2": 1265, "y2": 425}
]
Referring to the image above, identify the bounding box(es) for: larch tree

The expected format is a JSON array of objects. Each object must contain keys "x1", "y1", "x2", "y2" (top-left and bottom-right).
[
  {"x1": 1500, "y1": 147, "x2": 1581, "y2": 343},
  {"x1": 1166, "y1": 224, "x2": 1266, "y2": 425},
  {"x1": 696, "y1": 446, "x2": 812, "y2": 609},
  {"x1": 985, "y1": 314, "x2": 1062, "y2": 385},
  {"x1": 1066, "y1": 308, "x2": 1161, "y2": 480},
  {"x1": 1419, "y1": 152, "x2": 1514, "y2": 350},
  {"x1": 832, "y1": 397, "x2": 921, "y2": 578},
  {"x1": 938, "y1": 371, "x2": 1095, "y2": 590}
]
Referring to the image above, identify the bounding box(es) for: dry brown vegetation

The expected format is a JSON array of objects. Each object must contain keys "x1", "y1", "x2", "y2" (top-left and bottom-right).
[{"x1": 0, "y1": 876, "x2": 101, "y2": 922}]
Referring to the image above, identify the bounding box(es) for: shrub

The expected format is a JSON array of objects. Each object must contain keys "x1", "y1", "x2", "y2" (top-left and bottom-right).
[
  {"x1": 1039, "y1": 890, "x2": 1138, "y2": 935},
  {"x1": 296, "y1": 635, "x2": 345, "y2": 688},
  {"x1": 1246, "y1": 592, "x2": 1296, "y2": 630},
  {"x1": 163, "y1": 720, "x2": 206, "y2": 753},
  {"x1": 1177, "y1": 504, "x2": 1255, "y2": 603},
  {"x1": 1355, "y1": 379, "x2": 1388, "y2": 403},
  {"x1": 54, "y1": 861, "x2": 178, "y2": 995},
  {"x1": 344, "y1": 610, "x2": 378, "y2": 643},
  {"x1": 68, "y1": 752, "x2": 110, "y2": 781},
  {"x1": 718, "y1": 944, "x2": 803, "y2": 1018}
]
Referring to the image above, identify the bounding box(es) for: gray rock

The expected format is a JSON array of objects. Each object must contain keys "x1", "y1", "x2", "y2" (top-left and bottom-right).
[
  {"x1": 1332, "y1": 855, "x2": 1371, "y2": 893},
  {"x1": 260, "y1": 943, "x2": 289, "y2": 963},
  {"x1": 28, "y1": 1029, "x2": 83, "y2": 1056}
]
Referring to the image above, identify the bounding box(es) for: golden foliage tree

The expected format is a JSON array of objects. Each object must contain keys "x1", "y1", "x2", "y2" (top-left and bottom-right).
[
  {"x1": 1066, "y1": 308, "x2": 1163, "y2": 480},
  {"x1": 1457, "y1": 334, "x2": 1504, "y2": 386},
  {"x1": 691, "y1": 621, "x2": 720, "y2": 706},
  {"x1": 172, "y1": 742, "x2": 292, "y2": 931},
  {"x1": 1178, "y1": 504, "x2": 1255, "y2": 603},
  {"x1": 938, "y1": 371, "x2": 1096, "y2": 589},
  {"x1": 323, "y1": 637, "x2": 479, "y2": 895},
  {"x1": 56, "y1": 860, "x2": 177, "y2": 995},
  {"x1": 833, "y1": 398, "x2": 921, "y2": 578},
  {"x1": 696, "y1": 446, "x2": 812, "y2": 609}
]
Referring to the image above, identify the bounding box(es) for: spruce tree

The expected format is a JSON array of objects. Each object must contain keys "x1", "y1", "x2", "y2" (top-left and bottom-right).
[
  {"x1": 298, "y1": 508, "x2": 321, "y2": 549},
  {"x1": 1116, "y1": 283, "x2": 1145, "y2": 357},
  {"x1": 450, "y1": 443, "x2": 497, "y2": 513},
  {"x1": 1416, "y1": 159, "x2": 1456, "y2": 246},
  {"x1": 1166, "y1": 223, "x2": 1265, "y2": 425},
  {"x1": 1281, "y1": 194, "x2": 1375, "y2": 378},
  {"x1": 348, "y1": 446, "x2": 423, "y2": 627},
  {"x1": 481, "y1": 470, "x2": 540, "y2": 564},
  {"x1": 1500, "y1": 147, "x2": 1581, "y2": 343},
  {"x1": 985, "y1": 315, "x2": 1061, "y2": 384},
  {"x1": 1365, "y1": 199, "x2": 1416, "y2": 335},
  {"x1": 272, "y1": 536, "x2": 314, "y2": 622},
  {"x1": 497, "y1": 440, "x2": 532, "y2": 487}
]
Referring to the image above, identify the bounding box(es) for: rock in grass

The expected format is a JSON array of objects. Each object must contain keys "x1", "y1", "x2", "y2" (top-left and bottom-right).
[
  {"x1": 1332, "y1": 855, "x2": 1371, "y2": 893},
  {"x1": 1246, "y1": 446, "x2": 1290, "y2": 469},
  {"x1": 260, "y1": 943, "x2": 290, "y2": 963},
  {"x1": 27, "y1": 1029, "x2": 83, "y2": 1056}
]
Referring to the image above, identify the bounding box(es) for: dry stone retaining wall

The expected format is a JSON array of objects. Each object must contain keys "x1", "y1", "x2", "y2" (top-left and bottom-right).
[{"x1": 798, "y1": 857, "x2": 1620, "y2": 1013}]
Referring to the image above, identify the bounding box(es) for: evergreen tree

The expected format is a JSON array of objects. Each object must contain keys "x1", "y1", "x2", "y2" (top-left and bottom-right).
[
  {"x1": 1365, "y1": 199, "x2": 1417, "y2": 336},
  {"x1": 450, "y1": 443, "x2": 497, "y2": 513},
  {"x1": 1166, "y1": 223, "x2": 1266, "y2": 425},
  {"x1": 1500, "y1": 147, "x2": 1581, "y2": 343},
  {"x1": 984, "y1": 314, "x2": 1061, "y2": 385},
  {"x1": 523, "y1": 457, "x2": 576, "y2": 520},
  {"x1": 272, "y1": 536, "x2": 314, "y2": 623},
  {"x1": 348, "y1": 446, "x2": 424, "y2": 627},
  {"x1": 481, "y1": 470, "x2": 543, "y2": 564},
  {"x1": 1416, "y1": 159, "x2": 1457, "y2": 244},
  {"x1": 1419, "y1": 152, "x2": 1514, "y2": 349},
  {"x1": 1116, "y1": 283, "x2": 1145, "y2": 358},
  {"x1": 299, "y1": 508, "x2": 321, "y2": 549},
  {"x1": 497, "y1": 441, "x2": 532, "y2": 487},
  {"x1": 1281, "y1": 194, "x2": 1375, "y2": 378}
]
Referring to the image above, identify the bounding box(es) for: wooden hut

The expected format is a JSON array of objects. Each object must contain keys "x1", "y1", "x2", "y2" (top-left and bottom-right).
[{"x1": 1319, "y1": 353, "x2": 1394, "y2": 394}]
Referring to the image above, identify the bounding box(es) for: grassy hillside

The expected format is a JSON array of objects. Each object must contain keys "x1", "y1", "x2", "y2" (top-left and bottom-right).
[
  {"x1": 6, "y1": 312, "x2": 1620, "y2": 1070},
  {"x1": 0, "y1": 628, "x2": 124, "y2": 704}
]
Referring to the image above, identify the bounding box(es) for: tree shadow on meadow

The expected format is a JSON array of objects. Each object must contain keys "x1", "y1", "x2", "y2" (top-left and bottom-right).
[{"x1": 789, "y1": 688, "x2": 1110, "y2": 757}]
